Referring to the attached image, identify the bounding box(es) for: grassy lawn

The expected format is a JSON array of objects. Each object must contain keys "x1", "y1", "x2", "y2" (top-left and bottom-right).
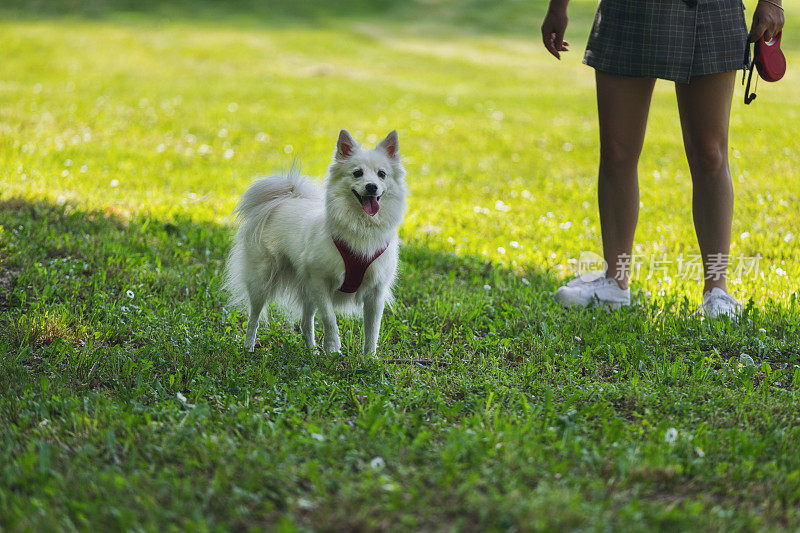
[{"x1": 1, "y1": 0, "x2": 800, "y2": 530}]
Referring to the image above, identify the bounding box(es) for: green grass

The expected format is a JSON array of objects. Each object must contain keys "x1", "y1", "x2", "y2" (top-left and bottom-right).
[{"x1": 1, "y1": 1, "x2": 800, "y2": 530}]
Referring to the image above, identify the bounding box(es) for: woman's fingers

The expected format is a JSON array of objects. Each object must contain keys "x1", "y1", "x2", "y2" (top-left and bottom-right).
[
  {"x1": 748, "y1": 19, "x2": 767, "y2": 42},
  {"x1": 749, "y1": 2, "x2": 785, "y2": 42},
  {"x1": 541, "y1": 24, "x2": 560, "y2": 58},
  {"x1": 542, "y1": 32, "x2": 569, "y2": 58},
  {"x1": 543, "y1": 32, "x2": 560, "y2": 58},
  {"x1": 544, "y1": 32, "x2": 566, "y2": 58},
  {"x1": 541, "y1": 10, "x2": 569, "y2": 59}
]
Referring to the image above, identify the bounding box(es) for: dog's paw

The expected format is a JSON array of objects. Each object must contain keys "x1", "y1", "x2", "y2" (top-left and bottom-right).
[
  {"x1": 323, "y1": 340, "x2": 341, "y2": 354},
  {"x1": 244, "y1": 339, "x2": 262, "y2": 352},
  {"x1": 362, "y1": 343, "x2": 379, "y2": 357}
]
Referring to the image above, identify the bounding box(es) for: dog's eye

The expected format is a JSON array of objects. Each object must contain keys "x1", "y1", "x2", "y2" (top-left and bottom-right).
[
  {"x1": 353, "y1": 169, "x2": 363, "y2": 178},
  {"x1": 377, "y1": 170, "x2": 386, "y2": 179}
]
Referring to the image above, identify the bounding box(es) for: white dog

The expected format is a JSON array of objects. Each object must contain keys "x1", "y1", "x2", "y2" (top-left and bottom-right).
[{"x1": 224, "y1": 130, "x2": 407, "y2": 355}]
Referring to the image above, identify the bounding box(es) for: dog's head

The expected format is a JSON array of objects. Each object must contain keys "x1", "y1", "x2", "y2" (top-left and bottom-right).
[{"x1": 326, "y1": 130, "x2": 407, "y2": 228}]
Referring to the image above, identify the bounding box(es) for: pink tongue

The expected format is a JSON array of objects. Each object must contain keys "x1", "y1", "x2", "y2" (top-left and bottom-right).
[{"x1": 362, "y1": 196, "x2": 380, "y2": 216}]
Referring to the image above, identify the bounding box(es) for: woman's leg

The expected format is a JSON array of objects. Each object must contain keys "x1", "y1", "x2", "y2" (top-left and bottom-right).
[
  {"x1": 596, "y1": 71, "x2": 656, "y2": 289},
  {"x1": 675, "y1": 71, "x2": 736, "y2": 294}
]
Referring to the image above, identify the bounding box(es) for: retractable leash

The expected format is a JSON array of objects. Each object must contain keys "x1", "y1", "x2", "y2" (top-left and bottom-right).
[{"x1": 743, "y1": 31, "x2": 786, "y2": 104}]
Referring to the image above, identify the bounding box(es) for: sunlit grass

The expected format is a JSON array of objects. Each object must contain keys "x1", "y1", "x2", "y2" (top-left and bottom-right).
[
  {"x1": 1, "y1": 2, "x2": 799, "y2": 529},
  {"x1": 2, "y1": 1, "x2": 798, "y2": 303}
]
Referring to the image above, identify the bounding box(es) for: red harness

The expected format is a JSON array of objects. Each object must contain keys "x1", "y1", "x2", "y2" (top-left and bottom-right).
[{"x1": 333, "y1": 237, "x2": 388, "y2": 293}]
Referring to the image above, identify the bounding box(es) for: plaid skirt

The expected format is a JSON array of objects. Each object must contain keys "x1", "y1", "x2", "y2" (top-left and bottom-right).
[{"x1": 583, "y1": 0, "x2": 749, "y2": 83}]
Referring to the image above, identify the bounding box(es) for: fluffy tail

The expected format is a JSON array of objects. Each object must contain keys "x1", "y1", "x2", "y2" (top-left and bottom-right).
[
  {"x1": 223, "y1": 165, "x2": 321, "y2": 313},
  {"x1": 233, "y1": 164, "x2": 320, "y2": 245}
]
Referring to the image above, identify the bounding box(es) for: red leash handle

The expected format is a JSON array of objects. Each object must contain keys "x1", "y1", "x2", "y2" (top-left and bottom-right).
[{"x1": 755, "y1": 32, "x2": 786, "y2": 82}]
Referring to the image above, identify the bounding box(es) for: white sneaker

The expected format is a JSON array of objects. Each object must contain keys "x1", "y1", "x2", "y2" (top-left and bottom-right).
[
  {"x1": 554, "y1": 276, "x2": 631, "y2": 309},
  {"x1": 702, "y1": 288, "x2": 742, "y2": 319}
]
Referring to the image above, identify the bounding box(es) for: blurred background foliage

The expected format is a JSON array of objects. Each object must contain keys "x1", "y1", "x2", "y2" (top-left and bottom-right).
[{"x1": 0, "y1": 0, "x2": 585, "y2": 34}]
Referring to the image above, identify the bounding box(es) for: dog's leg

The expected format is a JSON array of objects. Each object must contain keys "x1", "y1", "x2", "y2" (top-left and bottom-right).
[
  {"x1": 244, "y1": 289, "x2": 268, "y2": 352},
  {"x1": 301, "y1": 300, "x2": 316, "y2": 349},
  {"x1": 318, "y1": 299, "x2": 341, "y2": 354},
  {"x1": 306, "y1": 282, "x2": 340, "y2": 354},
  {"x1": 363, "y1": 290, "x2": 385, "y2": 356}
]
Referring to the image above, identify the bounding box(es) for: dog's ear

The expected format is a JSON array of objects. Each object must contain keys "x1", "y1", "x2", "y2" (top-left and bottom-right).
[
  {"x1": 377, "y1": 130, "x2": 399, "y2": 159},
  {"x1": 336, "y1": 130, "x2": 359, "y2": 160}
]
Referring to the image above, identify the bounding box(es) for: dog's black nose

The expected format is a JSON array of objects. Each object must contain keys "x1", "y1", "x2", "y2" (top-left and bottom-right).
[{"x1": 365, "y1": 183, "x2": 378, "y2": 195}]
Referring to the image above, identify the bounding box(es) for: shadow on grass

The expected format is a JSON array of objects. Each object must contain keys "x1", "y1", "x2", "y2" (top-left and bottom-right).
[
  {"x1": 0, "y1": 197, "x2": 561, "y2": 395},
  {"x1": 2, "y1": 197, "x2": 800, "y2": 533},
  {"x1": 2, "y1": 197, "x2": 799, "y2": 408}
]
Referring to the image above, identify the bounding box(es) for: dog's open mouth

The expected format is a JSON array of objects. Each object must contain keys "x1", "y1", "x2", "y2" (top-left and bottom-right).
[{"x1": 352, "y1": 190, "x2": 381, "y2": 217}]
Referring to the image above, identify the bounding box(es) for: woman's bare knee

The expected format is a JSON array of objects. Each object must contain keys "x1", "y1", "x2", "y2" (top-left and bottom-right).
[
  {"x1": 599, "y1": 139, "x2": 641, "y2": 178},
  {"x1": 685, "y1": 141, "x2": 728, "y2": 178}
]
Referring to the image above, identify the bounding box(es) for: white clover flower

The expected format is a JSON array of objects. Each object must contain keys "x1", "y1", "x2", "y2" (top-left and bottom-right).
[
  {"x1": 176, "y1": 392, "x2": 195, "y2": 408},
  {"x1": 494, "y1": 200, "x2": 510, "y2": 212},
  {"x1": 695, "y1": 447, "x2": 705, "y2": 458}
]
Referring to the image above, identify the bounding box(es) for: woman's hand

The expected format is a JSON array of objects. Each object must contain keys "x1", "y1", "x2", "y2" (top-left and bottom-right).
[
  {"x1": 749, "y1": 0, "x2": 785, "y2": 42},
  {"x1": 541, "y1": 7, "x2": 570, "y2": 59}
]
